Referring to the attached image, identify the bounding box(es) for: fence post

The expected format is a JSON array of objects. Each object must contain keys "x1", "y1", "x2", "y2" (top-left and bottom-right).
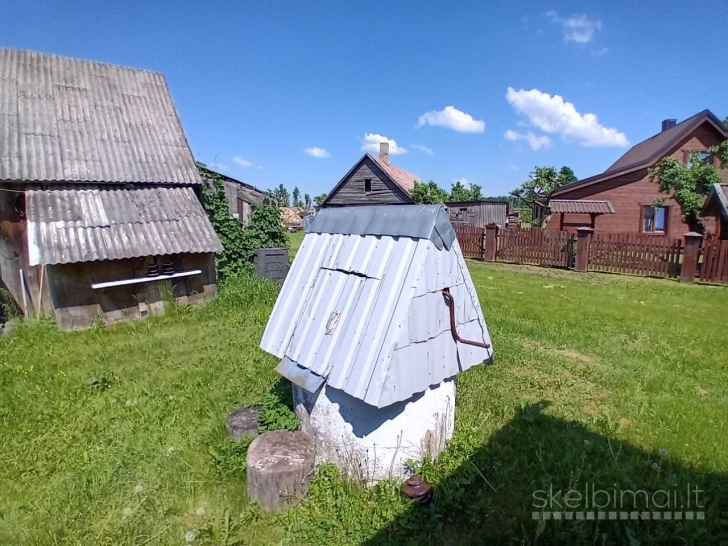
[
  {"x1": 484, "y1": 223, "x2": 498, "y2": 261},
  {"x1": 680, "y1": 232, "x2": 703, "y2": 283},
  {"x1": 574, "y1": 227, "x2": 594, "y2": 272}
]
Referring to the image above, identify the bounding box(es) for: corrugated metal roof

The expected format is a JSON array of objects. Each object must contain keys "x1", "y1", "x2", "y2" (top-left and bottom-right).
[
  {"x1": 548, "y1": 200, "x2": 615, "y2": 214},
  {"x1": 308, "y1": 204, "x2": 456, "y2": 250},
  {"x1": 26, "y1": 186, "x2": 222, "y2": 265},
  {"x1": 0, "y1": 49, "x2": 200, "y2": 184},
  {"x1": 260, "y1": 219, "x2": 493, "y2": 408}
]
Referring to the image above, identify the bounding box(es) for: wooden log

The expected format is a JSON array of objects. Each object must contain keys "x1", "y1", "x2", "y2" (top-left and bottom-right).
[
  {"x1": 246, "y1": 430, "x2": 316, "y2": 513},
  {"x1": 225, "y1": 406, "x2": 261, "y2": 441}
]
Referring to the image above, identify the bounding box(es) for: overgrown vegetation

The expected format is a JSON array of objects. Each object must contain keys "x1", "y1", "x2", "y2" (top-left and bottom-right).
[
  {"x1": 199, "y1": 163, "x2": 288, "y2": 281},
  {"x1": 1, "y1": 259, "x2": 727, "y2": 544},
  {"x1": 649, "y1": 148, "x2": 727, "y2": 233}
]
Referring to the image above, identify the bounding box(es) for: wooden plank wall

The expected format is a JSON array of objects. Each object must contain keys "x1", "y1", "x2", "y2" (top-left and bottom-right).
[
  {"x1": 588, "y1": 233, "x2": 683, "y2": 278},
  {"x1": 497, "y1": 228, "x2": 571, "y2": 268},
  {"x1": 453, "y1": 225, "x2": 484, "y2": 259}
]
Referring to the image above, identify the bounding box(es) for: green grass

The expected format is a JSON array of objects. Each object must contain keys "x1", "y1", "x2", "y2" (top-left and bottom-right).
[
  {"x1": 1, "y1": 263, "x2": 727, "y2": 545},
  {"x1": 288, "y1": 230, "x2": 305, "y2": 258}
]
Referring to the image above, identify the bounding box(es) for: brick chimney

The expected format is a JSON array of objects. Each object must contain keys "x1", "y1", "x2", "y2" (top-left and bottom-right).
[
  {"x1": 661, "y1": 119, "x2": 677, "y2": 132},
  {"x1": 379, "y1": 142, "x2": 390, "y2": 165}
]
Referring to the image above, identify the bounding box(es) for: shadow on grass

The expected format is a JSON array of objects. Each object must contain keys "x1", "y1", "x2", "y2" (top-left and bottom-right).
[{"x1": 363, "y1": 402, "x2": 727, "y2": 546}]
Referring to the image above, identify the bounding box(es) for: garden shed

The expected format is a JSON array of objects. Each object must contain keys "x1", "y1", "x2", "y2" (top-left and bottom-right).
[{"x1": 0, "y1": 49, "x2": 222, "y2": 329}]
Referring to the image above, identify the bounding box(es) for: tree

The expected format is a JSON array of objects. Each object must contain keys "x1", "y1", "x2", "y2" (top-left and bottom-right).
[
  {"x1": 271, "y1": 184, "x2": 290, "y2": 207},
  {"x1": 292, "y1": 187, "x2": 303, "y2": 208},
  {"x1": 449, "y1": 181, "x2": 471, "y2": 201},
  {"x1": 314, "y1": 193, "x2": 328, "y2": 206},
  {"x1": 304, "y1": 193, "x2": 311, "y2": 208},
  {"x1": 411, "y1": 181, "x2": 449, "y2": 204},
  {"x1": 509, "y1": 166, "x2": 577, "y2": 225},
  {"x1": 470, "y1": 184, "x2": 482, "y2": 201},
  {"x1": 649, "y1": 149, "x2": 726, "y2": 233}
]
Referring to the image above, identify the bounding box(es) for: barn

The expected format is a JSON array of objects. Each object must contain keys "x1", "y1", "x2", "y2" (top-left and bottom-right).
[{"x1": 0, "y1": 49, "x2": 222, "y2": 329}]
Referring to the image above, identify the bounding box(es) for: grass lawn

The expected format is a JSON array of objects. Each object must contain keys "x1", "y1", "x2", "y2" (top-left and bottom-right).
[{"x1": 1, "y1": 259, "x2": 727, "y2": 545}]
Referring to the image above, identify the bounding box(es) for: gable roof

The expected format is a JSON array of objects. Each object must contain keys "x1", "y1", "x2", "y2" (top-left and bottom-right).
[
  {"x1": 703, "y1": 183, "x2": 728, "y2": 219},
  {"x1": 553, "y1": 109, "x2": 728, "y2": 197},
  {"x1": 322, "y1": 153, "x2": 420, "y2": 205},
  {"x1": 0, "y1": 49, "x2": 200, "y2": 185}
]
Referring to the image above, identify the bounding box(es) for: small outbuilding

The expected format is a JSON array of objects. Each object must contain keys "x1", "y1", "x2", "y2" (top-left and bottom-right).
[
  {"x1": 703, "y1": 184, "x2": 728, "y2": 239},
  {"x1": 0, "y1": 49, "x2": 222, "y2": 329},
  {"x1": 260, "y1": 205, "x2": 493, "y2": 480},
  {"x1": 321, "y1": 143, "x2": 420, "y2": 207},
  {"x1": 446, "y1": 200, "x2": 509, "y2": 228},
  {"x1": 199, "y1": 166, "x2": 266, "y2": 226}
]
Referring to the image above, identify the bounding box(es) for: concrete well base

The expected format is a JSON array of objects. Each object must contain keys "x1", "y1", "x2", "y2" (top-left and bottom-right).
[{"x1": 293, "y1": 379, "x2": 455, "y2": 483}]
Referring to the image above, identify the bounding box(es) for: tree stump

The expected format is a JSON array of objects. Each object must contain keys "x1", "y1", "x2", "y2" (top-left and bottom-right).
[
  {"x1": 225, "y1": 406, "x2": 260, "y2": 441},
  {"x1": 246, "y1": 430, "x2": 316, "y2": 512}
]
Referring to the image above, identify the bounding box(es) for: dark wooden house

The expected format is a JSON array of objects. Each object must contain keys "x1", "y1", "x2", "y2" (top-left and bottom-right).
[
  {"x1": 322, "y1": 143, "x2": 420, "y2": 206},
  {"x1": 544, "y1": 110, "x2": 728, "y2": 235},
  {"x1": 445, "y1": 200, "x2": 508, "y2": 228},
  {"x1": 199, "y1": 166, "x2": 266, "y2": 226},
  {"x1": 0, "y1": 49, "x2": 222, "y2": 329}
]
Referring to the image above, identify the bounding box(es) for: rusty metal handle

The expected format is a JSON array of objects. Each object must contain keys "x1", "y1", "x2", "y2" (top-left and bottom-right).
[{"x1": 442, "y1": 288, "x2": 491, "y2": 349}]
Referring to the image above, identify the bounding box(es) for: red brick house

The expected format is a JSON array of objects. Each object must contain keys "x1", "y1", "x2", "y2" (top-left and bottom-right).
[{"x1": 543, "y1": 110, "x2": 728, "y2": 236}]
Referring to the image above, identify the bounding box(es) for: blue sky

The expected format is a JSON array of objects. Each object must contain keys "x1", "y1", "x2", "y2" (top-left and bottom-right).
[{"x1": 2, "y1": 1, "x2": 726, "y2": 198}]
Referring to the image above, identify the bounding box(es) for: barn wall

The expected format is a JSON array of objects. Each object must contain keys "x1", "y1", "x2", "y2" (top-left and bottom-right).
[
  {"x1": 325, "y1": 157, "x2": 411, "y2": 206},
  {"x1": 48, "y1": 252, "x2": 217, "y2": 330},
  {"x1": 0, "y1": 186, "x2": 33, "y2": 316},
  {"x1": 548, "y1": 122, "x2": 726, "y2": 235}
]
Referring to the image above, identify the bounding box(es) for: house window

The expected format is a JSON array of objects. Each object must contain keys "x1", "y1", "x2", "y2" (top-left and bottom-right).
[
  {"x1": 364, "y1": 179, "x2": 372, "y2": 192},
  {"x1": 684, "y1": 150, "x2": 712, "y2": 167},
  {"x1": 642, "y1": 206, "x2": 667, "y2": 233}
]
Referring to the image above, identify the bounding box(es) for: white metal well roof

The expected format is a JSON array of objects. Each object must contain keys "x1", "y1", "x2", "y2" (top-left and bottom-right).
[{"x1": 260, "y1": 205, "x2": 493, "y2": 408}]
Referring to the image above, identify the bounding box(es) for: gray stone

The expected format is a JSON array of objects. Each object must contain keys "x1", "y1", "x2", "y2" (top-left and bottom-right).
[{"x1": 225, "y1": 406, "x2": 260, "y2": 441}]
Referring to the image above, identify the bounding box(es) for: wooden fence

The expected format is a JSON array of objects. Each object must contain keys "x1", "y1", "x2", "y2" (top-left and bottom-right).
[
  {"x1": 452, "y1": 223, "x2": 728, "y2": 286},
  {"x1": 453, "y1": 225, "x2": 484, "y2": 258},
  {"x1": 497, "y1": 228, "x2": 572, "y2": 268},
  {"x1": 588, "y1": 232, "x2": 683, "y2": 278},
  {"x1": 699, "y1": 237, "x2": 728, "y2": 284}
]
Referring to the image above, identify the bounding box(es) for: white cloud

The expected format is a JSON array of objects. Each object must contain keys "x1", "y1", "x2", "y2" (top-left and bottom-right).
[
  {"x1": 233, "y1": 156, "x2": 253, "y2": 168},
  {"x1": 504, "y1": 129, "x2": 552, "y2": 150},
  {"x1": 361, "y1": 133, "x2": 407, "y2": 155},
  {"x1": 416, "y1": 106, "x2": 485, "y2": 133},
  {"x1": 505, "y1": 87, "x2": 629, "y2": 147},
  {"x1": 411, "y1": 143, "x2": 434, "y2": 156},
  {"x1": 304, "y1": 147, "x2": 330, "y2": 158},
  {"x1": 546, "y1": 11, "x2": 601, "y2": 44},
  {"x1": 453, "y1": 178, "x2": 470, "y2": 188}
]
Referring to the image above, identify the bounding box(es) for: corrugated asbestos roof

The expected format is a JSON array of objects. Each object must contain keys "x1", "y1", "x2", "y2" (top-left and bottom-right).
[
  {"x1": 703, "y1": 183, "x2": 728, "y2": 219},
  {"x1": 0, "y1": 49, "x2": 200, "y2": 184},
  {"x1": 26, "y1": 186, "x2": 222, "y2": 265},
  {"x1": 307, "y1": 204, "x2": 456, "y2": 250},
  {"x1": 260, "y1": 206, "x2": 493, "y2": 408},
  {"x1": 548, "y1": 200, "x2": 615, "y2": 214}
]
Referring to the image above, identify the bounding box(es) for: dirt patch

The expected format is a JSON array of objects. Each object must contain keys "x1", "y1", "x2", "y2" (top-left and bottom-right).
[
  {"x1": 696, "y1": 387, "x2": 709, "y2": 397},
  {"x1": 618, "y1": 418, "x2": 632, "y2": 428},
  {"x1": 556, "y1": 349, "x2": 594, "y2": 363}
]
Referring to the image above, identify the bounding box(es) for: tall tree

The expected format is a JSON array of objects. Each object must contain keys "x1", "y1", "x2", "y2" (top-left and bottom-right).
[
  {"x1": 314, "y1": 193, "x2": 328, "y2": 206},
  {"x1": 649, "y1": 148, "x2": 726, "y2": 233},
  {"x1": 470, "y1": 184, "x2": 483, "y2": 200},
  {"x1": 304, "y1": 193, "x2": 311, "y2": 208},
  {"x1": 411, "y1": 181, "x2": 449, "y2": 204},
  {"x1": 509, "y1": 166, "x2": 577, "y2": 225},
  {"x1": 450, "y1": 181, "x2": 472, "y2": 201},
  {"x1": 292, "y1": 186, "x2": 303, "y2": 208},
  {"x1": 271, "y1": 184, "x2": 290, "y2": 207}
]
